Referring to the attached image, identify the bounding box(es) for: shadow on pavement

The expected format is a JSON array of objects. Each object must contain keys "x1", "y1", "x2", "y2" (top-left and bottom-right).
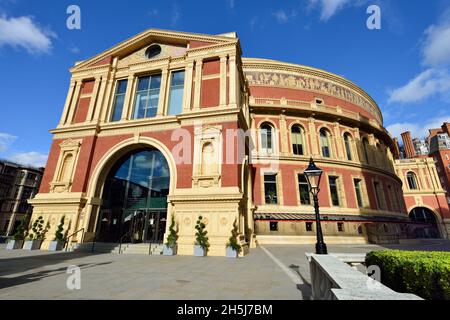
[
  {"x1": 0, "y1": 251, "x2": 111, "y2": 277},
  {"x1": 289, "y1": 264, "x2": 312, "y2": 300},
  {"x1": 0, "y1": 261, "x2": 112, "y2": 290}
]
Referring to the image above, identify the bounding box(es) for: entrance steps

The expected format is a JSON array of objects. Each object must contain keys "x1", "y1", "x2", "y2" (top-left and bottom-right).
[
  {"x1": 69, "y1": 242, "x2": 121, "y2": 254},
  {"x1": 67, "y1": 242, "x2": 164, "y2": 255},
  {"x1": 121, "y1": 243, "x2": 164, "y2": 255}
]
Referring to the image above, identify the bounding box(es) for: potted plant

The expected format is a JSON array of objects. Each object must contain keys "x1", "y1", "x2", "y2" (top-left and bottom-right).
[
  {"x1": 48, "y1": 216, "x2": 65, "y2": 251},
  {"x1": 163, "y1": 215, "x2": 178, "y2": 256},
  {"x1": 6, "y1": 216, "x2": 27, "y2": 250},
  {"x1": 193, "y1": 216, "x2": 209, "y2": 257},
  {"x1": 226, "y1": 220, "x2": 242, "y2": 258},
  {"x1": 23, "y1": 216, "x2": 46, "y2": 250}
]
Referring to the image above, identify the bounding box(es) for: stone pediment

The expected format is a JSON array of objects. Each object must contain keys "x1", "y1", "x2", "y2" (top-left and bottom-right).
[
  {"x1": 72, "y1": 29, "x2": 237, "y2": 71},
  {"x1": 117, "y1": 43, "x2": 187, "y2": 68}
]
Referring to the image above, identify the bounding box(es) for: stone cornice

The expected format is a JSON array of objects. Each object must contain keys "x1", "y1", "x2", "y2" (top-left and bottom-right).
[{"x1": 242, "y1": 58, "x2": 382, "y2": 125}]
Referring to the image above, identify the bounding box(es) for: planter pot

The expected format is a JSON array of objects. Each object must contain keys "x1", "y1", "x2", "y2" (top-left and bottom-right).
[
  {"x1": 23, "y1": 240, "x2": 42, "y2": 250},
  {"x1": 48, "y1": 241, "x2": 65, "y2": 251},
  {"x1": 194, "y1": 245, "x2": 206, "y2": 257},
  {"x1": 6, "y1": 240, "x2": 23, "y2": 250},
  {"x1": 163, "y1": 245, "x2": 177, "y2": 256},
  {"x1": 226, "y1": 247, "x2": 239, "y2": 258}
]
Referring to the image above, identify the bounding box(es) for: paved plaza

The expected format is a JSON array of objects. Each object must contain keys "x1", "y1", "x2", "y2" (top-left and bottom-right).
[{"x1": 0, "y1": 240, "x2": 449, "y2": 300}]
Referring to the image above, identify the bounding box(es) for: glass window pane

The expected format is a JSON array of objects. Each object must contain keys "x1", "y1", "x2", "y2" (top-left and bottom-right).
[
  {"x1": 134, "y1": 92, "x2": 148, "y2": 119},
  {"x1": 137, "y1": 76, "x2": 150, "y2": 91},
  {"x1": 171, "y1": 70, "x2": 185, "y2": 86},
  {"x1": 117, "y1": 80, "x2": 128, "y2": 94},
  {"x1": 111, "y1": 94, "x2": 125, "y2": 122},
  {"x1": 150, "y1": 75, "x2": 161, "y2": 89},
  {"x1": 168, "y1": 86, "x2": 184, "y2": 115}
]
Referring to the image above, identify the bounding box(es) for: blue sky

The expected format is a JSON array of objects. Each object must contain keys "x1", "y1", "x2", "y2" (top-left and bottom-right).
[{"x1": 0, "y1": 0, "x2": 449, "y2": 167}]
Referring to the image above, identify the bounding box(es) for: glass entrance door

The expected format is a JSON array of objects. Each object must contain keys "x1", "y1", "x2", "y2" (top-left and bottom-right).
[{"x1": 120, "y1": 209, "x2": 166, "y2": 243}]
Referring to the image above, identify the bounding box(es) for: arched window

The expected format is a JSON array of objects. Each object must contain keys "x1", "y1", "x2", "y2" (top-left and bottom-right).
[
  {"x1": 291, "y1": 125, "x2": 304, "y2": 155},
  {"x1": 320, "y1": 129, "x2": 331, "y2": 158},
  {"x1": 260, "y1": 123, "x2": 274, "y2": 154},
  {"x1": 362, "y1": 138, "x2": 370, "y2": 164},
  {"x1": 344, "y1": 133, "x2": 353, "y2": 161},
  {"x1": 407, "y1": 172, "x2": 419, "y2": 190}
]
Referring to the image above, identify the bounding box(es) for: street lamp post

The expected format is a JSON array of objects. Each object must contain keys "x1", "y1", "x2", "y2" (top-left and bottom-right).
[{"x1": 303, "y1": 158, "x2": 328, "y2": 255}]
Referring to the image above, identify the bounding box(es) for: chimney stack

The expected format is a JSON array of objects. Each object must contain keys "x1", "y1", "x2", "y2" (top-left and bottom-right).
[{"x1": 401, "y1": 131, "x2": 415, "y2": 159}]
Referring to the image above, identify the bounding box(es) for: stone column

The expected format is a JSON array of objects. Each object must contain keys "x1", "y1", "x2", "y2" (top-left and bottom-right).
[
  {"x1": 121, "y1": 74, "x2": 135, "y2": 120},
  {"x1": 182, "y1": 61, "x2": 194, "y2": 112},
  {"x1": 59, "y1": 80, "x2": 76, "y2": 126},
  {"x1": 229, "y1": 55, "x2": 237, "y2": 107},
  {"x1": 86, "y1": 77, "x2": 101, "y2": 122},
  {"x1": 279, "y1": 113, "x2": 289, "y2": 155},
  {"x1": 157, "y1": 68, "x2": 170, "y2": 116},
  {"x1": 99, "y1": 75, "x2": 116, "y2": 123},
  {"x1": 92, "y1": 76, "x2": 108, "y2": 123},
  {"x1": 193, "y1": 59, "x2": 203, "y2": 110},
  {"x1": 66, "y1": 81, "x2": 83, "y2": 125},
  {"x1": 219, "y1": 55, "x2": 228, "y2": 107},
  {"x1": 309, "y1": 117, "x2": 319, "y2": 156},
  {"x1": 333, "y1": 122, "x2": 343, "y2": 159}
]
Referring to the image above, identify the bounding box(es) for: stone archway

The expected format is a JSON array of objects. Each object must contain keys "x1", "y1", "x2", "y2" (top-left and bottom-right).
[
  {"x1": 408, "y1": 206, "x2": 443, "y2": 239},
  {"x1": 82, "y1": 137, "x2": 177, "y2": 242}
]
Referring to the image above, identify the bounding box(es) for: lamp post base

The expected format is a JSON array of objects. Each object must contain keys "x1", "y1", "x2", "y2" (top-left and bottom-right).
[{"x1": 315, "y1": 242, "x2": 328, "y2": 255}]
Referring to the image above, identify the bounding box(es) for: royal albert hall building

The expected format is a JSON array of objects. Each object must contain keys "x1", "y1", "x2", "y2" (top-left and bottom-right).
[{"x1": 29, "y1": 29, "x2": 417, "y2": 256}]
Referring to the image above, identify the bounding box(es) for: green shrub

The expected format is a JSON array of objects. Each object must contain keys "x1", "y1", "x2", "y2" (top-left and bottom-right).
[
  {"x1": 194, "y1": 216, "x2": 210, "y2": 250},
  {"x1": 226, "y1": 219, "x2": 242, "y2": 254},
  {"x1": 28, "y1": 216, "x2": 46, "y2": 240},
  {"x1": 365, "y1": 250, "x2": 450, "y2": 300},
  {"x1": 54, "y1": 216, "x2": 65, "y2": 242},
  {"x1": 13, "y1": 216, "x2": 28, "y2": 241},
  {"x1": 165, "y1": 215, "x2": 178, "y2": 248}
]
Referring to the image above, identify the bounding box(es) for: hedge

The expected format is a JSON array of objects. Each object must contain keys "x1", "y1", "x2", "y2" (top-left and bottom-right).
[{"x1": 365, "y1": 250, "x2": 450, "y2": 300}]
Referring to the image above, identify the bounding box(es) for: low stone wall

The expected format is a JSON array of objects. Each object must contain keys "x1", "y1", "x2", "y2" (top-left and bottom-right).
[{"x1": 306, "y1": 253, "x2": 423, "y2": 300}]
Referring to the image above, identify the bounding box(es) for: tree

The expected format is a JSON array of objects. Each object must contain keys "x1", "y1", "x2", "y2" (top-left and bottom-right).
[
  {"x1": 28, "y1": 216, "x2": 46, "y2": 240},
  {"x1": 194, "y1": 216, "x2": 210, "y2": 250}
]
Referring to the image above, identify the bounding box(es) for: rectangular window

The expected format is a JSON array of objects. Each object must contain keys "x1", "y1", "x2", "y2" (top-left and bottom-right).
[
  {"x1": 329, "y1": 176, "x2": 340, "y2": 206},
  {"x1": 354, "y1": 179, "x2": 364, "y2": 208},
  {"x1": 111, "y1": 80, "x2": 128, "y2": 122},
  {"x1": 167, "y1": 70, "x2": 185, "y2": 116},
  {"x1": 298, "y1": 174, "x2": 311, "y2": 205},
  {"x1": 337, "y1": 223, "x2": 344, "y2": 232},
  {"x1": 264, "y1": 174, "x2": 278, "y2": 204},
  {"x1": 373, "y1": 181, "x2": 386, "y2": 210},
  {"x1": 133, "y1": 74, "x2": 161, "y2": 119},
  {"x1": 306, "y1": 222, "x2": 313, "y2": 232},
  {"x1": 269, "y1": 222, "x2": 278, "y2": 231}
]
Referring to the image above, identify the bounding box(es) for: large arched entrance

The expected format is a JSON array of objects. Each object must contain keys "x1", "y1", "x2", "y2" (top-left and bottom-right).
[
  {"x1": 95, "y1": 148, "x2": 170, "y2": 244},
  {"x1": 409, "y1": 207, "x2": 441, "y2": 239}
]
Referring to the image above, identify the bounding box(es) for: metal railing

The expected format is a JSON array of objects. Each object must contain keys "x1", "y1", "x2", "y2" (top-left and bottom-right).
[
  {"x1": 64, "y1": 228, "x2": 85, "y2": 251},
  {"x1": 118, "y1": 230, "x2": 132, "y2": 254}
]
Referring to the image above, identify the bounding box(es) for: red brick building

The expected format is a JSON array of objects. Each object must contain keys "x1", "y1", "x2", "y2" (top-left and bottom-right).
[{"x1": 28, "y1": 29, "x2": 447, "y2": 256}]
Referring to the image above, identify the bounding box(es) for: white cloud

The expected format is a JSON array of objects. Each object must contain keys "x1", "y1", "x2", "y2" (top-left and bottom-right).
[
  {"x1": 8, "y1": 152, "x2": 48, "y2": 168},
  {"x1": 0, "y1": 15, "x2": 55, "y2": 54},
  {"x1": 422, "y1": 22, "x2": 450, "y2": 67},
  {"x1": 170, "y1": 4, "x2": 181, "y2": 27},
  {"x1": 226, "y1": 0, "x2": 235, "y2": 9},
  {"x1": 387, "y1": 115, "x2": 450, "y2": 139},
  {"x1": 273, "y1": 10, "x2": 297, "y2": 24},
  {"x1": 387, "y1": 69, "x2": 450, "y2": 104},
  {"x1": 0, "y1": 133, "x2": 16, "y2": 152},
  {"x1": 308, "y1": 0, "x2": 351, "y2": 21}
]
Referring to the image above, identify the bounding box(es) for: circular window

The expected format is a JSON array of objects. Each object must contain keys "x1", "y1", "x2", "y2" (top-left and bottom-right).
[{"x1": 145, "y1": 44, "x2": 162, "y2": 59}]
